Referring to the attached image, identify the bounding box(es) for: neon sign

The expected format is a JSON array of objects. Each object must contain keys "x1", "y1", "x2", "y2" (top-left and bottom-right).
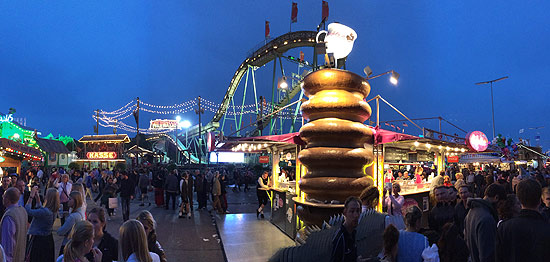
[
  {"x1": 0, "y1": 114, "x2": 13, "y2": 123},
  {"x1": 466, "y1": 131, "x2": 489, "y2": 152},
  {"x1": 86, "y1": 152, "x2": 117, "y2": 159}
]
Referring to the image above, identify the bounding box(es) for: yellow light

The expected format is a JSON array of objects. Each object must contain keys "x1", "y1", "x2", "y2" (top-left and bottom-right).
[
  {"x1": 426, "y1": 143, "x2": 432, "y2": 149},
  {"x1": 438, "y1": 145, "x2": 442, "y2": 150},
  {"x1": 390, "y1": 76, "x2": 398, "y2": 85},
  {"x1": 461, "y1": 148, "x2": 466, "y2": 152},
  {"x1": 446, "y1": 146, "x2": 451, "y2": 151},
  {"x1": 454, "y1": 148, "x2": 459, "y2": 152},
  {"x1": 414, "y1": 141, "x2": 419, "y2": 147}
]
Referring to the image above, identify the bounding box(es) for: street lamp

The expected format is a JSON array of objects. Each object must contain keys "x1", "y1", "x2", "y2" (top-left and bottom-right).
[
  {"x1": 364, "y1": 66, "x2": 400, "y2": 86},
  {"x1": 475, "y1": 76, "x2": 508, "y2": 139}
]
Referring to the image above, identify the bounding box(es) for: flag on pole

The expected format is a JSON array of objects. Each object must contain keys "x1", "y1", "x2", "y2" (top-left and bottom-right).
[
  {"x1": 265, "y1": 21, "x2": 270, "y2": 38},
  {"x1": 322, "y1": 1, "x2": 329, "y2": 22},
  {"x1": 519, "y1": 128, "x2": 524, "y2": 134},
  {"x1": 132, "y1": 108, "x2": 139, "y2": 125},
  {"x1": 385, "y1": 122, "x2": 390, "y2": 126},
  {"x1": 403, "y1": 122, "x2": 408, "y2": 127},
  {"x1": 291, "y1": 2, "x2": 298, "y2": 23},
  {"x1": 299, "y1": 51, "x2": 304, "y2": 62},
  {"x1": 390, "y1": 124, "x2": 395, "y2": 128},
  {"x1": 535, "y1": 135, "x2": 541, "y2": 141}
]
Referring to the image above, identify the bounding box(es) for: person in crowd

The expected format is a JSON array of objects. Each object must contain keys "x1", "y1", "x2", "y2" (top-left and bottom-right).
[
  {"x1": 357, "y1": 186, "x2": 388, "y2": 259},
  {"x1": 220, "y1": 173, "x2": 228, "y2": 213},
  {"x1": 179, "y1": 172, "x2": 193, "y2": 219},
  {"x1": 72, "y1": 183, "x2": 87, "y2": 219},
  {"x1": 163, "y1": 170, "x2": 179, "y2": 211},
  {"x1": 84, "y1": 171, "x2": 94, "y2": 200},
  {"x1": 496, "y1": 179, "x2": 550, "y2": 262},
  {"x1": 379, "y1": 225, "x2": 399, "y2": 262},
  {"x1": 195, "y1": 170, "x2": 207, "y2": 210},
  {"x1": 330, "y1": 197, "x2": 367, "y2": 262},
  {"x1": 58, "y1": 220, "x2": 102, "y2": 262},
  {"x1": 85, "y1": 207, "x2": 118, "y2": 262},
  {"x1": 0, "y1": 176, "x2": 11, "y2": 217},
  {"x1": 454, "y1": 173, "x2": 465, "y2": 191},
  {"x1": 454, "y1": 185, "x2": 472, "y2": 235},
  {"x1": 101, "y1": 177, "x2": 118, "y2": 219},
  {"x1": 232, "y1": 169, "x2": 241, "y2": 192},
  {"x1": 211, "y1": 172, "x2": 223, "y2": 214},
  {"x1": 430, "y1": 171, "x2": 445, "y2": 193},
  {"x1": 94, "y1": 173, "x2": 107, "y2": 203},
  {"x1": 383, "y1": 182, "x2": 405, "y2": 230},
  {"x1": 136, "y1": 211, "x2": 166, "y2": 262},
  {"x1": 256, "y1": 171, "x2": 270, "y2": 219},
  {"x1": 138, "y1": 171, "x2": 151, "y2": 207},
  {"x1": 15, "y1": 180, "x2": 29, "y2": 208},
  {"x1": 397, "y1": 205, "x2": 428, "y2": 262},
  {"x1": 57, "y1": 191, "x2": 84, "y2": 255},
  {"x1": 496, "y1": 194, "x2": 520, "y2": 227},
  {"x1": 1, "y1": 187, "x2": 28, "y2": 262},
  {"x1": 464, "y1": 183, "x2": 506, "y2": 262},
  {"x1": 120, "y1": 219, "x2": 161, "y2": 262},
  {"x1": 9, "y1": 174, "x2": 17, "y2": 188},
  {"x1": 118, "y1": 173, "x2": 135, "y2": 221},
  {"x1": 443, "y1": 176, "x2": 452, "y2": 187},
  {"x1": 152, "y1": 168, "x2": 164, "y2": 208},
  {"x1": 447, "y1": 186, "x2": 458, "y2": 206},
  {"x1": 58, "y1": 174, "x2": 73, "y2": 225},
  {"x1": 26, "y1": 187, "x2": 59, "y2": 262},
  {"x1": 437, "y1": 223, "x2": 469, "y2": 262},
  {"x1": 429, "y1": 186, "x2": 455, "y2": 234},
  {"x1": 540, "y1": 186, "x2": 550, "y2": 222}
]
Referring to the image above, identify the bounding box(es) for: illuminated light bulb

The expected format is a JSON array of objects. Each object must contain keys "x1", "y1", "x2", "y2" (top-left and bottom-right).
[
  {"x1": 426, "y1": 143, "x2": 432, "y2": 149},
  {"x1": 454, "y1": 148, "x2": 459, "y2": 152},
  {"x1": 414, "y1": 141, "x2": 419, "y2": 147},
  {"x1": 438, "y1": 145, "x2": 442, "y2": 150},
  {"x1": 263, "y1": 143, "x2": 268, "y2": 147},
  {"x1": 461, "y1": 148, "x2": 466, "y2": 153},
  {"x1": 446, "y1": 146, "x2": 450, "y2": 151}
]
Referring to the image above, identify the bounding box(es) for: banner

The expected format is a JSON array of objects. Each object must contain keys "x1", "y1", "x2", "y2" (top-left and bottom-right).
[
  {"x1": 265, "y1": 21, "x2": 270, "y2": 38},
  {"x1": 322, "y1": 1, "x2": 329, "y2": 22},
  {"x1": 291, "y1": 2, "x2": 298, "y2": 23}
]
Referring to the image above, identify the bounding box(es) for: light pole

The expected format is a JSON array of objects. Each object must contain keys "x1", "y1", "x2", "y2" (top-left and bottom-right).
[{"x1": 475, "y1": 76, "x2": 508, "y2": 139}]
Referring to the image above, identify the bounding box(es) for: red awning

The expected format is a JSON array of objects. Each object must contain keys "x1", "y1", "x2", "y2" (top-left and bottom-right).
[
  {"x1": 237, "y1": 132, "x2": 305, "y2": 145},
  {"x1": 373, "y1": 126, "x2": 420, "y2": 145}
]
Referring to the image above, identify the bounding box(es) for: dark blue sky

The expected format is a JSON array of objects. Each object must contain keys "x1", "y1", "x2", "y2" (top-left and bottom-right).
[{"x1": 1, "y1": 1, "x2": 549, "y2": 151}]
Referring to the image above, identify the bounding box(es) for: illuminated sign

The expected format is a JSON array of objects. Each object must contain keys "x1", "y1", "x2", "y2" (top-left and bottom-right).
[
  {"x1": 210, "y1": 152, "x2": 245, "y2": 163},
  {"x1": 259, "y1": 155, "x2": 270, "y2": 163},
  {"x1": 0, "y1": 156, "x2": 5, "y2": 163},
  {"x1": 466, "y1": 131, "x2": 489, "y2": 152},
  {"x1": 0, "y1": 114, "x2": 13, "y2": 123},
  {"x1": 447, "y1": 155, "x2": 459, "y2": 163},
  {"x1": 86, "y1": 152, "x2": 117, "y2": 159},
  {"x1": 149, "y1": 119, "x2": 177, "y2": 130}
]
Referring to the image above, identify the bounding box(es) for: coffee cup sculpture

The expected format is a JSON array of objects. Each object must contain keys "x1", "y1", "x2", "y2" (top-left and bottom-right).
[{"x1": 296, "y1": 68, "x2": 375, "y2": 225}]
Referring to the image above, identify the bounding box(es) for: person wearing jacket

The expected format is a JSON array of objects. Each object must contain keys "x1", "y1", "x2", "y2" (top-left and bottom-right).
[
  {"x1": 26, "y1": 187, "x2": 59, "y2": 262},
  {"x1": 85, "y1": 207, "x2": 118, "y2": 262},
  {"x1": 496, "y1": 179, "x2": 550, "y2": 262},
  {"x1": 57, "y1": 191, "x2": 84, "y2": 256},
  {"x1": 164, "y1": 170, "x2": 179, "y2": 210},
  {"x1": 195, "y1": 171, "x2": 207, "y2": 210},
  {"x1": 464, "y1": 183, "x2": 506, "y2": 262},
  {"x1": 136, "y1": 211, "x2": 166, "y2": 262},
  {"x1": 179, "y1": 172, "x2": 193, "y2": 219},
  {"x1": 117, "y1": 173, "x2": 135, "y2": 222},
  {"x1": 211, "y1": 172, "x2": 223, "y2": 214}
]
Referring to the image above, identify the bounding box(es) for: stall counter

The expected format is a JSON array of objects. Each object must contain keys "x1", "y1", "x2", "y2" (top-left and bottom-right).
[{"x1": 270, "y1": 187, "x2": 297, "y2": 239}]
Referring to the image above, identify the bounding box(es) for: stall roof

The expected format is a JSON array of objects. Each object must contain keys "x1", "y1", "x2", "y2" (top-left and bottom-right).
[
  {"x1": 374, "y1": 127, "x2": 420, "y2": 145},
  {"x1": 35, "y1": 137, "x2": 70, "y2": 154},
  {"x1": 126, "y1": 145, "x2": 154, "y2": 154},
  {"x1": 78, "y1": 134, "x2": 130, "y2": 143},
  {"x1": 0, "y1": 138, "x2": 43, "y2": 160},
  {"x1": 459, "y1": 153, "x2": 502, "y2": 163}
]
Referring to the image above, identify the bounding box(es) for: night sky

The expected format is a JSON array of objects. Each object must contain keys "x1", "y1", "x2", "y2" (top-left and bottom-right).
[{"x1": 1, "y1": 1, "x2": 549, "y2": 151}]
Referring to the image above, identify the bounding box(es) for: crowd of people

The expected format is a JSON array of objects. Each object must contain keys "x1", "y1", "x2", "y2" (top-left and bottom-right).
[
  {"x1": 329, "y1": 164, "x2": 550, "y2": 262},
  {"x1": 0, "y1": 162, "x2": 261, "y2": 262}
]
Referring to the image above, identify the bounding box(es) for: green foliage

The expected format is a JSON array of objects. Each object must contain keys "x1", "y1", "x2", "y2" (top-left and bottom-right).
[
  {"x1": 115, "y1": 162, "x2": 127, "y2": 172},
  {"x1": 68, "y1": 162, "x2": 80, "y2": 171}
]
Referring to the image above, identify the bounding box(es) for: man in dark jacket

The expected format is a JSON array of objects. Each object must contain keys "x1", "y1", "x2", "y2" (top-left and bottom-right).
[
  {"x1": 464, "y1": 183, "x2": 506, "y2": 262},
  {"x1": 195, "y1": 170, "x2": 207, "y2": 210},
  {"x1": 428, "y1": 186, "x2": 455, "y2": 234},
  {"x1": 496, "y1": 179, "x2": 550, "y2": 262},
  {"x1": 117, "y1": 173, "x2": 135, "y2": 221},
  {"x1": 164, "y1": 169, "x2": 179, "y2": 210}
]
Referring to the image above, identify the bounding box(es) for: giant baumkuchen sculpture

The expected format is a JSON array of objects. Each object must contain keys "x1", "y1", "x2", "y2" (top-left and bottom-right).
[{"x1": 297, "y1": 68, "x2": 374, "y2": 212}]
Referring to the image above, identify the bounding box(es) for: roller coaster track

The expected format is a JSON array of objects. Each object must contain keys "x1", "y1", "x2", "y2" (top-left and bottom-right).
[{"x1": 209, "y1": 31, "x2": 317, "y2": 133}]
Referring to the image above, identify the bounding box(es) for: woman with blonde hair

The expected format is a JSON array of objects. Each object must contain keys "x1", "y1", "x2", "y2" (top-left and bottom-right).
[
  {"x1": 58, "y1": 191, "x2": 85, "y2": 255},
  {"x1": 119, "y1": 220, "x2": 160, "y2": 262},
  {"x1": 135, "y1": 211, "x2": 167, "y2": 262},
  {"x1": 57, "y1": 220, "x2": 102, "y2": 262},
  {"x1": 26, "y1": 187, "x2": 60, "y2": 262},
  {"x1": 72, "y1": 183, "x2": 87, "y2": 219}
]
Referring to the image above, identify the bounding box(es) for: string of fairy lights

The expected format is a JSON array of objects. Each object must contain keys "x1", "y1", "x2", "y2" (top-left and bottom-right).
[{"x1": 92, "y1": 98, "x2": 302, "y2": 134}]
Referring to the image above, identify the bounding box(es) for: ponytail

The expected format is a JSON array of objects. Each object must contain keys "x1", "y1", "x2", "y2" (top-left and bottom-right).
[{"x1": 62, "y1": 221, "x2": 93, "y2": 262}]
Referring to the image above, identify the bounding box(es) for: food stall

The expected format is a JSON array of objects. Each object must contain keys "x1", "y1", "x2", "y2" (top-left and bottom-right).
[
  {"x1": 74, "y1": 134, "x2": 130, "y2": 169},
  {"x1": 0, "y1": 138, "x2": 43, "y2": 175}
]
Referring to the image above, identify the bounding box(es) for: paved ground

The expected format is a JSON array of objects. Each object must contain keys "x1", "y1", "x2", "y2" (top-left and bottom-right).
[{"x1": 51, "y1": 185, "x2": 289, "y2": 262}]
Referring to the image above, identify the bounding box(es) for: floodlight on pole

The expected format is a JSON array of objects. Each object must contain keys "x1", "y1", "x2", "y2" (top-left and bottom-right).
[
  {"x1": 278, "y1": 76, "x2": 288, "y2": 89},
  {"x1": 365, "y1": 69, "x2": 400, "y2": 86},
  {"x1": 475, "y1": 76, "x2": 508, "y2": 139},
  {"x1": 180, "y1": 120, "x2": 191, "y2": 129}
]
